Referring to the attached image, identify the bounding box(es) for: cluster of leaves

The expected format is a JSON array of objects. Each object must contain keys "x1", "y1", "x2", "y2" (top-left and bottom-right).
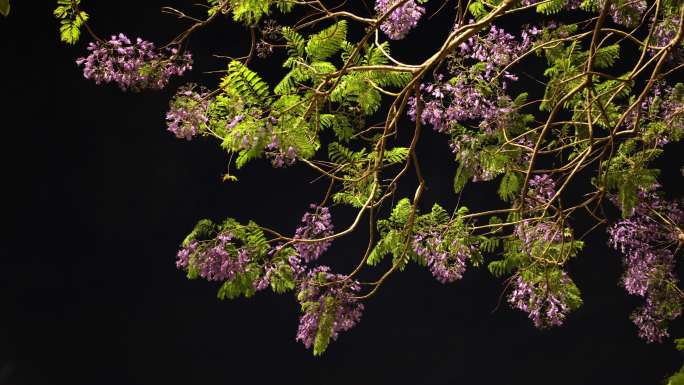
[
  {"x1": 0, "y1": 0, "x2": 9, "y2": 17},
  {"x1": 208, "y1": 0, "x2": 294, "y2": 23},
  {"x1": 53, "y1": 0, "x2": 88, "y2": 44},
  {"x1": 181, "y1": 218, "x2": 296, "y2": 299},
  {"x1": 60, "y1": 0, "x2": 684, "y2": 368}
]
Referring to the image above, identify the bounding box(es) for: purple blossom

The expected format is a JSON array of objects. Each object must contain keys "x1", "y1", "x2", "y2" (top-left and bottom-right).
[
  {"x1": 448, "y1": 135, "x2": 497, "y2": 182},
  {"x1": 166, "y1": 84, "x2": 209, "y2": 140},
  {"x1": 650, "y1": 15, "x2": 684, "y2": 62},
  {"x1": 176, "y1": 241, "x2": 197, "y2": 269},
  {"x1": 265, "y1": 135, "x2": 298, "y2": 167},
  {"x1": 514, "y1": 220, "x2": 564, "y2": 259},
  {"x1": 76, "y1": 33, "x2": 192, "y2": 91},
  {"x1": 608, "y1": 187, "x2": 684, "y2": 342},
  {"x1": 526, "y1": 174, "x2": 556, "y2": 209},
  {"x1": 412, "y1": 231, "x2": 472, "y2": 283},
  {"x1": 624, "y1": 82, "x2": 684, "y2": 147},
  {"x1": 456, "y1": 24, "x2": 539, "y2": 82},
  {"x1": 175, "y1": 231, "x2": 252, "y2": 282},
  {"x1": 295, "y1": 267, "x2": 364, "y2": 351},
  {"x1": 508, "y1": 272, "x2": 577, "y2": 328},
  {"x1": 609, "y1": 0, "x2": 647, "y2": 27},
  {"x1": 293, "y1": 205, "x2": 334, "y2": 263},
  {"x1": 227, "y1": 114, "x2": 245, "y2": 130},
  {"x1": 405, "y1": 24, "x2": 539, "y2": 136},
  {"x1": 408, "y1": 78, "x2": 513, "y2": 134},
  {"x1": 375, "y1": 0, "x2": 425, "y2": 40},
  {"x1": 631, "y1": 290, "x2": 682, "y2": 343}
]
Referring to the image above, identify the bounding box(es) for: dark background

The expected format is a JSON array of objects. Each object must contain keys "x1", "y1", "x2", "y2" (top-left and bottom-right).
[{"x1": 2, "y1": 2, "x2": 683, "y2": 384}]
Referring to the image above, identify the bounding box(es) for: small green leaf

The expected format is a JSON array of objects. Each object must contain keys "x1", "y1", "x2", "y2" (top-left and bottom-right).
[{"x1": 0, "y1": 0, "x2": 10, "y2": 17}]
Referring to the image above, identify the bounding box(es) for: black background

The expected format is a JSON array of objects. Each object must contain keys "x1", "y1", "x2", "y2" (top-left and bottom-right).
[{"x1": 2, "y1": 2, "x2": 683, "y2": 384}]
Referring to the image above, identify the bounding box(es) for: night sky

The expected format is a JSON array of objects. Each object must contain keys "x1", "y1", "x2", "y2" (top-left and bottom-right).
[{"x1": 2, "y1": 2, "x2": 683, "y2": 384}]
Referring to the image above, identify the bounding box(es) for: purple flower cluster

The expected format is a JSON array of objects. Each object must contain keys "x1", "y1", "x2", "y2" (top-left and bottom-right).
[
  {"x1": 526, "y1": 174, "x2": 556, "y2": 209},
  {"x1": 514, "y1": 220, "x2": 563, "y2": 257},
  {"x1": 375, "y1": 0, "x2": 425, "y2": 40},
  {"x1": 408, "y1": 76, "x2": 513, "y2": 134},
  {"x1": 175, "y1": 232, "x2": 251, "y2": 281},
  {"x1": 652, "y1": 15, "x2": 684, "y2": 61},
  {"x1": 508, "y1": 272, "x2": 575, "y2": 328},
  {"x1": 76, "y1": 33, "x2": 192, "y2": 91},
  {"x1": 607, "y1": 188, "x2": 683, "y2": 342},
  {"x1": 624, "y1": 82, "x2": 684, "y2": 147},
  {"x1": 166, "y1": 84, "x2": 209, "y2": 140},
  {"x1": 456, "y1": 24, "x2": 539, "y2": 84},
  {"x1": 295, "y1": 266, "x2": 364, "y2": 350},
  {"x1": 265, "y1": 135, "x2": 298, "y2": 167},
  {"x1": 412, "y1": 231, "x2": 472, "y2": 283},
  {"x1": 609, "y1": 0, "x2": 647, "y2": 27},
  {"x1": 293, "y1": 205, "x2": 334, "y2": 263},
  {"x1": 407, "y1": 26, "x2": 540, "y2": 135},
  {"x1": 448, "y1": 134, "x2": 497, "y2": 182}
]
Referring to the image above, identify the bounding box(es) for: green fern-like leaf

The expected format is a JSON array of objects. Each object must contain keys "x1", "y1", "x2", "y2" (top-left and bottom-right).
[
  {"x1": 281, "y1": 27, "x2": 306, "y2": 57},
  {"x1": 319, "y1": 114, "x2": 354, "y2": 142},
  {"x1": 453, "y1": 163, "x2": 473, "y2": 193},
  {"x1": 329, "y1": 142, "x2": 364, "y2": 164},
  {"x1": 54, "y1": 0, "x2": 88, "y2": 44},
  {"x1": 223, "y1": 61, "x2": 270, "y2": 103},
  {"x1": 1, "y1": 0, "x2": 10, "y2": 16},
  {"x1": 536, "y1": 0, "x2": 567, "y2": 14},
  {"x1": 305, "y1": 20, "x2": 348, "y2": 61},
  {"x1": 229, "y1": 0, "x2": 271, "y2": 24},
  {"x1": 469, "y1": 1, "x2": 488, "y2": 19},
  {"x1": 480, "y1": 237, "x2": 501, "y2": 254},
  {"x1": 380, "y1": 147, "x2": 410, "y2": 165},
  {"x1": 182, "y1": 219, "x2": 216, "y2": 246},
  {"x1": 374, "y1": 71, "x2": 412, "y2": 88},
  {"x1": 498, "y1": 172, "x2": 521, "y2": 202},
  {"x1": 217, "y1": 268, "x2": 260, "y2": 299},
  {"x1": 313, "y1": 296, "x2": 336, "y2": 356}
]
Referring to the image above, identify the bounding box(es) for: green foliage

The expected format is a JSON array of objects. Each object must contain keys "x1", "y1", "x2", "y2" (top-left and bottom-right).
[
  {"x1": 305, "y1": 21, "x2": 348, "y2": 61},
  {"x1": 0, "y1": 0, "x2": 9, "y2": 17},
  {"x1": 576, "y1": 44, "x2": 621, "y2": 69},
  {"x1": 480, "y1": 236, "x2": 501, "y2": 254},
  {"x1": 281, "y1": 27, "x2": 306, "y2": 57},
  {"x1": 313, "y1": 296, "x2": 336, "y2": 355},
  {"x1": 328, "y1": 142, "x2": 378, "y2": 208},
  {"x1": 668, "y1": 371, "x2": 684, "y2": 385},
  {"x1": 536, "y1": 0, "x2": 567, "y2": 14},
  {"x1": 676, "y1": 338, "x2": 684, "y2": 352},
  {"x1": 368, "y1": 198, "x2": 415, "y2": 268},
  {"x1": 219, "y1": 0, "x2": 293, "y2": 24},
  {"x1": 217, "y1": 267, "x2": 261, "y2": 299},
  {"x1": 269, "y1": 263, "x2": 296, "y2": 293},
  {"x1": 330, "y1": 72, "x2": 383, "y2": 115},
  {"x1": 319, "y1": 114, "x2": 354, "y2": 142},
  {"x1": 328, "y1": 142, "x2": 366, "y2": 164},
  {"x1": 453, "y1": 163, "x2": 473, "y2": 193},
  {"x1": 468, "y1": 1, "x2": 488, "y2": 19},
  {"x1": 498, "y1": 171, "x2": 521, "y2": 202},
  {"x1": 488, "y1": 257, "x2": 518, "y2": 277},
  {"x1": 367, "y1": 229, "x2": 403, "y2": 266},
  {"x1": 377, "y1": 147, "x2": 410, "y2": 165},
  {"x1": 54, "y1": 0, "x2": 89, "y2": 44},
  {"x1": 182, "y1": 219, "x2": 216, "y2": 246},
  {"x1": 489, "y1": 222, "x2": 584, "y2": 278},
  {"x1": 222, "y1": 61, "x2": 271, "y2": 104},
  {"x1": 330, "y1": 42, "x2": 410, "y2": 116},
  {"x1": 603, "y1": 140, "x2": 661, "y2": 217}
]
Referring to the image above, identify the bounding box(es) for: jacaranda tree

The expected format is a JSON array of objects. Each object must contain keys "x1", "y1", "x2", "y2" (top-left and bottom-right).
[{"x1": 28, "y1": 0, "x2": 684, "y2": 380}]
